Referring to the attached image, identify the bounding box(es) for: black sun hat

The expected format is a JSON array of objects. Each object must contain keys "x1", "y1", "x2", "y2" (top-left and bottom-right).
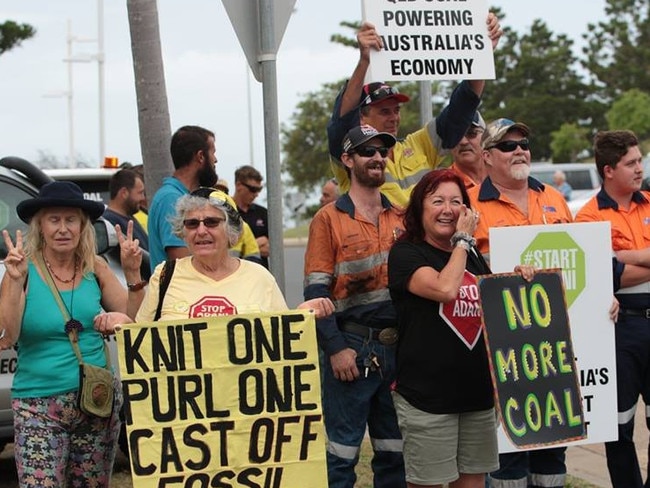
[{"x1": 17, "y1": 181, "x2": 105, "y2": 223}]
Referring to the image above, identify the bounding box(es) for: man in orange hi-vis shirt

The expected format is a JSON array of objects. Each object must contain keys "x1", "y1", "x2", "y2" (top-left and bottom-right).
[
  {"x1": 575, "y1": 130, "x2": 650, "y2": 488},
  {"x1": 468, "y1": 118, "x2": 572, "y2": 259}
]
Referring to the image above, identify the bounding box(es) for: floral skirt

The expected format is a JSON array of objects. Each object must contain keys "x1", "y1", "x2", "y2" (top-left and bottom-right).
[{"x1": 12, "y1": 381, "x2": 122, "y2": 488}]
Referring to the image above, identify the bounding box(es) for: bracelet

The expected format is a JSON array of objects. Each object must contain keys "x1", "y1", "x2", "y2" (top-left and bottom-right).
[
  {"x1": 450, "y1": 231, "x2": 476, "y2": 248},
  {"x1": 127, "y1": 280, "x2": 148, "y2": 292},
  {"x1": 455, "y1": 240, "x2": 471, "y2": 252},
  {"x1": 0, "y1": 329, "x2": 5, "y2": 340}
]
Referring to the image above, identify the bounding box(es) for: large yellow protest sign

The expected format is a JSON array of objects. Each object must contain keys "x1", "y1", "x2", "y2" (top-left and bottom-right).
[{"x1": 115, "y1": 311, "x2": 327, "y2": 488}]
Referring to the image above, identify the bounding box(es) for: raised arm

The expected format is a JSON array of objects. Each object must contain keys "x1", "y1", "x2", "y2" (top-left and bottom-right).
[
  {"x1": 327, "y1": 22, "x2": 380, "y2": 160},
  {"x1": 467, "y1": 12, "x2": 503, "y2": 98},
  {"x1": 0, "y1": 230, "x2": 28, "y2": 347},
  {"x1": 340, "y1": 22, "x2": 382, "y2": 118}
]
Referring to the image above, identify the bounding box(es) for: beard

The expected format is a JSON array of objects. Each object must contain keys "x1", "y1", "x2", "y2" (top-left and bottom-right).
[
  {"x1": 510, "y1": 164, "x2": 531, "y2": 181},
  {"x1": 352, "y1": 161, "x2": 385, "y2": 188},
  {"x1": 126, "y1": 198, "x2": 140, "y2": 216},
  {"x1": 198, "y1": 161, "x2": 218, "y2": 188}
]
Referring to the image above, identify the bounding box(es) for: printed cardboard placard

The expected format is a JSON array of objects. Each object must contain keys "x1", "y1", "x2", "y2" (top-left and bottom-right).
[{"x1": 361, "y1": 0, "x2": 496, "y2": 81}]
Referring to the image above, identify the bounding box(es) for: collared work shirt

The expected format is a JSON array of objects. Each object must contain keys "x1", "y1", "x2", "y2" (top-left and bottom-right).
[
  {"x1": 575, "y1": 188, "x2": 650, "y2": 308},
  {"x1": 468, "y1": 176, "x2": 573, "y2": 255},
  {"x1": 304, "y1": 193, "x2": 404, "y2": 356}
]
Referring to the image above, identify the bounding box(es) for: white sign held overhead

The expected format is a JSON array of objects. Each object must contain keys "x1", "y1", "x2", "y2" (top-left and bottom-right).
[
  {"x1": 222, "y1": 0, "x2": 296, "y2": 82},
  {"x1": 361, "y1": 0, "x2": 495, "y2": 82}
]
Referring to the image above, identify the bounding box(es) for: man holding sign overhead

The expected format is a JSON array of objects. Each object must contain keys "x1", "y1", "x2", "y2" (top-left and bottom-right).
[{"x1": 327, "y1": 5, "x2": 502, "y2": 208}]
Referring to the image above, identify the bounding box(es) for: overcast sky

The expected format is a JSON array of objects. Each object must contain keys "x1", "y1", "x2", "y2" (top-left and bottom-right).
[{"x1": 0, "y1": 0, "x2": 606, "y2": 189}]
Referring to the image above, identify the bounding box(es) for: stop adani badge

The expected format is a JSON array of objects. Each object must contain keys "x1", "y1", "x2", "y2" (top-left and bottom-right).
[{"x1": 478, "y1": 270, "x2": 585, "y2": 448}]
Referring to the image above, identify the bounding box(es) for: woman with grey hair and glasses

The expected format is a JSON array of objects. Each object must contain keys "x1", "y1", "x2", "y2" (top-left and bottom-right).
[{"x1": 129, "y1": 188, "x2": 334, "y2": 322}]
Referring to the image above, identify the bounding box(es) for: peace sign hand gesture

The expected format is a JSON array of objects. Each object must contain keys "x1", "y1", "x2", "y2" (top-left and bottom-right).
[
  {"x1": 115, "y1": 221, "x2": 142, "y2": 275},
  {"x1": 2, "y1": 229, "x2": 27, "y2": 281}
]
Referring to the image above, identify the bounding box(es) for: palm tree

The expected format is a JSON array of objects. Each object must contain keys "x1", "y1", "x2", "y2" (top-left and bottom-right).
[{"x1": 126, "y1": 0, "x2": 173, "y2": 196}]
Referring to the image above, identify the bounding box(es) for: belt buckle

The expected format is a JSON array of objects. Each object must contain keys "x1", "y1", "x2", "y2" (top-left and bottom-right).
[{"x1": 378, "y1": 327, "x2": 398, "y2": 346}]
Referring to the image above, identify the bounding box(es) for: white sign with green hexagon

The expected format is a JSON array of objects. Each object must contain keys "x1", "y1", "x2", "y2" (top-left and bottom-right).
[
  {"x1": 519, "y1": 232, "x2": 585, "y2": 306},
  {"x1": 488, "y1": 222, "x2": 617, "y2": 451}
]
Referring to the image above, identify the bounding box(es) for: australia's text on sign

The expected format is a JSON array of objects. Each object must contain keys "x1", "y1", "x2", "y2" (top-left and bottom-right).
[
  {"x1": 115, "y1": 311, "x2": 327, "y2": 488},
  {"x1": 478, "y1": 271, "x2": 585, "y2": 449},
  {"x1": 361, "y1": 0, "x2": 495, "y2": 82}
]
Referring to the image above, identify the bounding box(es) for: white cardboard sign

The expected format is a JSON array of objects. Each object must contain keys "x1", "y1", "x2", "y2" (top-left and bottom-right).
[{"x1": 361, "y1": 0, "x2": 496, "y2": 82}]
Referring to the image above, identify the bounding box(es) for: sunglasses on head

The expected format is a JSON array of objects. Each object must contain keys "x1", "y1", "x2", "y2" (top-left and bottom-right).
[
  {"x1": 362, "y1": 86, "x2": 400, "y2": 105},
  {"x1": 242, "y1": 182, "x2": 263, "y2": 193},
  {"x1": 352, "y1": 146, "x2": 390, "y2": 158},
  {"x1": 183, "y1": 217, "x2": 225, "y2": 229},
  {"x1": 487, "y1": 138, "x2": 530, "y2": 153}
]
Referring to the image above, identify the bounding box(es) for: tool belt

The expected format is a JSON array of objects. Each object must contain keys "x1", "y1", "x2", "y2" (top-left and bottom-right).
[
  {"x1": 339, "y1": 322, "x2": 398, "y2": 345},
  {"x1": 618, "y1": 307, "x2": 650, "y2": 319}
]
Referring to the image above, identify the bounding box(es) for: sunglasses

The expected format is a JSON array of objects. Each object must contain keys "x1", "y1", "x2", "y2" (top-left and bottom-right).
[
  {"x1": 242, "y1": 182, "x2": 263, "y2": 193},
  {"x1": 487, "y1": 138, "x2": 530, "y2": 153},
  {"x1": 352, "y1": 146, "x2": 390, "y2": 158},
  {"x1": 361, "y1": 86, "x2": 400, "y2": 106},
  {"x1": 183, "y1": 217, "x2": 225, "y2": 229}
]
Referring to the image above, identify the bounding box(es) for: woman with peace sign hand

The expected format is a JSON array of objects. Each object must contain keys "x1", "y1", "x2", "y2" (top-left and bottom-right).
[{"x1": 0, "y1": 181, "x2": 145, "y2": 488}]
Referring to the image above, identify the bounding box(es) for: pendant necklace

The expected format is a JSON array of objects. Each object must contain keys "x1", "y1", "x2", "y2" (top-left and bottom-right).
[{"x1": 42, "y1": 253, "x2": 83, "y2": 340}]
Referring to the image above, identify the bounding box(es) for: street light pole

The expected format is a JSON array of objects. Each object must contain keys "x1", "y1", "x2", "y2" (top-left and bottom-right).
[
  {"x1": 44, "y1": 19, "x2": 79, "y2": 168},
  {"x1": 66, "y1": 20, "x2": 75, "y2": 168},
  {"x1": 97, "y1": 0, "x2": 106, "y2": 166},
  {"x1": 246, "y1": 62, "x2": 254, "y2": 166}
]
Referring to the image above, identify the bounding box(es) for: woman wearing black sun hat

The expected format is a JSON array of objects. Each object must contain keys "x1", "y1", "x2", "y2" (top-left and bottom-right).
[{"x1": 0, "y1": 180, "x2": 143, "y2": 487}]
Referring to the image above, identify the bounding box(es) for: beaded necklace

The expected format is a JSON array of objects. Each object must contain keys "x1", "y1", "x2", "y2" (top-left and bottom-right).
[{"x1": 43, "y1": 253, "x2": 78, "y2": 284}]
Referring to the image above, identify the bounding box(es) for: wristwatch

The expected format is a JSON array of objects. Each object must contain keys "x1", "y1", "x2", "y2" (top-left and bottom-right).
[{"x1": 127, "y1": 280, "x2": 148, "y2": 292}]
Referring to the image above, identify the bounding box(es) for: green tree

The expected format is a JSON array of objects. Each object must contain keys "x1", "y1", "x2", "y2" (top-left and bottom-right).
[
  {"x1": 0, "y1": 20, "x2": 36, "y2": 55},
  {"x1": 605, "y1": 89, "x2": 650, "y2": 139},
  {"x1": 550, "y1": 123, "x2": 590, "y2": 163},
  {"x1": 582, "y1": 0, "x2": 650, "y2": 102},
  {"x1": 281, "y1": 81, "x2": 341, "y2": 193},
  {"x1": 481, "y1": 17, "x2": 603, "y2": 160}
]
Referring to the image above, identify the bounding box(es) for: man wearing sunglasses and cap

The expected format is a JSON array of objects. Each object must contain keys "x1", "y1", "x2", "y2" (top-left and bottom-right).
[
  {"x1": 327, "y1": 14, "x2": 503, "y2": 208},
  {"x1": 305, "y1": 125, "x2": 406, "y2": 488},
  {"x1": 467, "y1": 118, "x2": 572, "y2": 488},
  {"x1": 468, "y1": 119, "x2": 572, "y2": 258}
]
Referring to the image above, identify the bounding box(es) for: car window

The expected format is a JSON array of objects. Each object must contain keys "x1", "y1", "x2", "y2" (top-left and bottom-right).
[
  {"x1": 0, "y1": 179, "x2": 33, "y2": 259},
  {"x1": 564, "y1": 170, "x2": 597, "y2": 190},
  {"x1": 530, "y1": 167, "x2": 597, "y2": 191}
]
